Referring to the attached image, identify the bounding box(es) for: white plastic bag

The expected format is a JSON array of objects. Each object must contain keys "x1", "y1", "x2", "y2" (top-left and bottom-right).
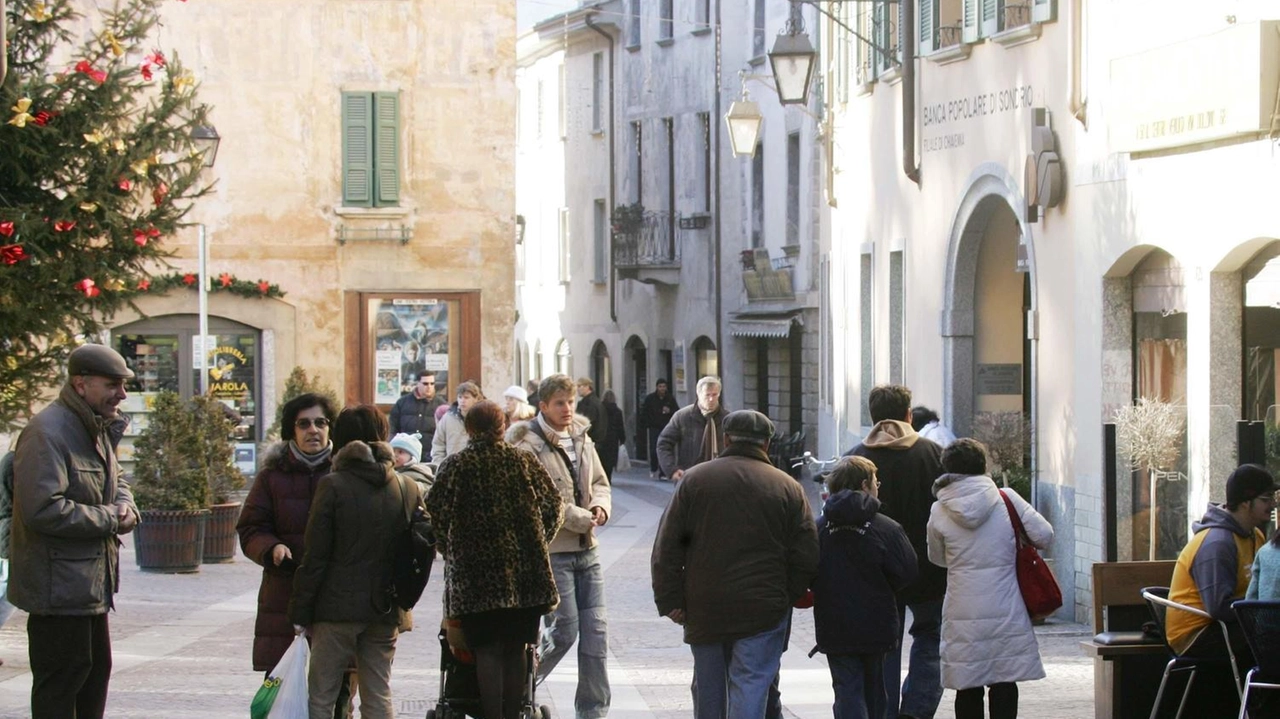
[
  {"x1": 617, "y1": 445, "x2": 631, "y2": 473},
  {"x1": 266, "y1": 634, "x2": 310, "y2": 719}
]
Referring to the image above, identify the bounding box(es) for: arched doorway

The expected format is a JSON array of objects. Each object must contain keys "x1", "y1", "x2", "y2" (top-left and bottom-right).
[
  {"x1": 533, "y1": 339, "x2": 544, "y2": 381},
  {"x1": 691, "y1": 336, "x2": 718, "y2": 381},
  {"x1": 943, "y1": 167, "x2": 1036, "y2": 498},
  {"x1": 625, "y1": 335, "x2": 648, "y2": 459},
  {"x1": 591, "y1": 340, "x2": 612, "y2": 393}
]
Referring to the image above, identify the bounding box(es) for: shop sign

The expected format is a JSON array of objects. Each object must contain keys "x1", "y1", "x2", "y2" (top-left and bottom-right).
[
  {"x1": 206, "y1": 345, "x2": 251, "y2": 399},
  {"x1": 1109, "y1": 21, "x2": 1280, "y2": 153},
  {"x1": 920, "y1": 84, "x2": 1035, "y2": 154}
]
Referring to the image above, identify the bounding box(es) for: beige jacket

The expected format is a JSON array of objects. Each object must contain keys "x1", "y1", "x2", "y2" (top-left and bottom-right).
[{"x1": 506, "y1": 415, "x2": 612, "y2": 554}]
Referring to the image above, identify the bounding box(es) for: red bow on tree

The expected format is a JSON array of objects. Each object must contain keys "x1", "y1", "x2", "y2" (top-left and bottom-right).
[
  {"x1": 0, "y1": 244, "x2": 27, "y2": 265},
  {"x1": 133, "y1": 227, "x2": 161, "y2": 247},
  {"x1": 75, "y1": 278, "x2": 100, "y2": 298},
  {"x1": 74, "y1": 61, "x2": 107, "y2": 84},
  {"x1": 152, "y1": 182, "x2": 169, "y2": 206},
  {"x1": 117, "y1": 178, "x2": 132, "y2": 192},
  {"x1": 53, "y1": 220, "x2": 76, "y2": 232},
  {"x1": 0, "y1": 222, "x2": 13, "y2": 237}
]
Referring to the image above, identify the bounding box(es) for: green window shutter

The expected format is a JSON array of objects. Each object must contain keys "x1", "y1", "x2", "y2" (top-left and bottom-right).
[
  {"x1": 981, "y1": 0, "x2": 1002, "y2": 37},
  {"x1": 919, "y1": 0, "x2": 936, "y2": 55},
  {"x1": 374, "y1": 91, "x2": 400, "y2": 207},
  {"x1": 1032, "y1": 0, "x2": 1055, "y2": 23},
  {"x1": 342, "y1": 92, "x2": 373, "y2": 207},
  {"x1": 962, "y1": 0, "x2": 979, "y2": 43}
]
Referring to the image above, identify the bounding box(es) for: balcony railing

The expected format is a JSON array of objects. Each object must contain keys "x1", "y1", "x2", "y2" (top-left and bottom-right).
[{"x1": 614, "y1": 211, "x2": 682, "y2": 269}]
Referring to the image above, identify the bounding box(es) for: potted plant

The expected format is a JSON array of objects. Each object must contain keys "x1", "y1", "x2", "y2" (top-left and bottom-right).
[
  {"x1": 130, "y1": 391, "x2": 213, "y2": 572},
  {"x1": 267, "y1": 366, "x2": 340, "y2": 440},
  {"x1": 972, "y1": 411, "x2": 1032, "y2": 502},
  {"x1": 610, "y1": 202, "x2": 645, "y2": 237},
  {"x1": 191, "y1": 394, "x2": 245, "y2": 562},
  {"x1": 1114, "y1": 398, "x2": 1186, "y2": 561}
]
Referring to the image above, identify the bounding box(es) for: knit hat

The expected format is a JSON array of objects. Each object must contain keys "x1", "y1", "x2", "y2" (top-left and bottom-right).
[
  {"x1": 503, "y1": 385, "x2": 528, "y2": 404},
  {"x1": 1226, "y1": 464, "x2": 1280, "y2": 506},
  {"x1": 389, "y1": 433, "x2": 423, "y2": 464}
]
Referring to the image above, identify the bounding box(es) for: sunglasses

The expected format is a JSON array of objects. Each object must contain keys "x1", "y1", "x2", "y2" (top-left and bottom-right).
[{"x1": 295, "y1": 418, "x2": 330, "y2": 430}]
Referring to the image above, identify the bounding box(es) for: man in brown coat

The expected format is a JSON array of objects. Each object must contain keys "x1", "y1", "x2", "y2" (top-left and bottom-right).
[
  {"x1": 11, "y1": 344, "x2": 140, "y2": 719},
  {"x1": 651, "y1": 410, "x2": 819, "y2": 719}
]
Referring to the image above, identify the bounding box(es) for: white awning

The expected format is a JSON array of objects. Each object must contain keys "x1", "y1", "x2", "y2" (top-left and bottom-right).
[{"x1": 728, "y1": 317, "x2": 797, "y2": 338}]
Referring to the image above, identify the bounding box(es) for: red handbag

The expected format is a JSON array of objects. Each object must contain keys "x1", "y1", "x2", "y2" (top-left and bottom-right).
[{"x1": 999, "y1": 489, "x2": 1062, "y2": 621}]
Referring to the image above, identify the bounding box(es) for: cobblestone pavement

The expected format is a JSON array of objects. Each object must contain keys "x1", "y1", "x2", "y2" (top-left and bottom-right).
[{"x1": 0, "y1": 466, "x2": 1094, "y2": 718}]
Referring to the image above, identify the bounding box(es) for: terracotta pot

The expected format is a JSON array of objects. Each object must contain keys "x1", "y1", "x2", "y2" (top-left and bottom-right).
[
  {"x1": 134, "y1": 509, "x2": 210, "y2": 573},
  {"x1": 203, "y1": 502, "x2": 242, "y2": 563}
]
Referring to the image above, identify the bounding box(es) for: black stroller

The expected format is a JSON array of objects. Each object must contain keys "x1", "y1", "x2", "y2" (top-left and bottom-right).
[{"x1": 426, "y1": 622, "x2": 551, "y2": 719}]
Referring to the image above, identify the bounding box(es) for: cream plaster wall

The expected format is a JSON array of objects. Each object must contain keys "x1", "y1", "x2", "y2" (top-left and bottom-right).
[{"x1": 103, "y1": 0, "x2": 517, "y2": 402}]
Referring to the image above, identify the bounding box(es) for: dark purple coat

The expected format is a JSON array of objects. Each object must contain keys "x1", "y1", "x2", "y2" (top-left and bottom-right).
[{"x1": 236, "y1": 442, "x2": 331, "y2": 671}]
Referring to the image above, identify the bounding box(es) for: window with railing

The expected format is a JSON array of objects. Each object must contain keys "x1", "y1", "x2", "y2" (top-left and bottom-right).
[
  {"x1": 753, "y1": 0, "x2": 766, "y2": 57},
  {"x1": 659, "y1": 0, "x2": 674, "y2": 41}
]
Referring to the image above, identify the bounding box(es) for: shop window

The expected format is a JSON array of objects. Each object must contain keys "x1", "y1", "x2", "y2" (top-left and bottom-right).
[
  {"x1": 1128, "y1": 250, "x2": 1189, "y2": 560},
  {"x1": 692, "y1": 336, "x2": 719, "y2": 380},
  {"x1": 591, "y1": 340, "x2": 612, "y2": 391},
  {"x1": 113, "y1": 316, "x2": 263, "y2": 476},
  {"x1": 354, "y1": 292, "x2": 480, "y2": 408}
]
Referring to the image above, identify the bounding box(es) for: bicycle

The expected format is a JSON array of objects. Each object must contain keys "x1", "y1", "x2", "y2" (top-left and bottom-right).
[{"x1": 790, "y1": 451, "x2": 843, "y2": 494}]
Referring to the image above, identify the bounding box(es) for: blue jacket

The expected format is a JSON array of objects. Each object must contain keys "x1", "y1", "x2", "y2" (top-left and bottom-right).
[
  {"x1": 813, "y1": 489, "x2": 918, "y2": 655},
  {"x1": 1247, "y1": 541, "x2": 1280, "y2": 601}
]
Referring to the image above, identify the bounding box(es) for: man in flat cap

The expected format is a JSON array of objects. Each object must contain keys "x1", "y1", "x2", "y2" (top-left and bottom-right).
[
  {"x1": 651, "y1": 409, "x2": 818, "y2": 719},
  {"x1": 11, "y1": 343, "x2": 140, "y2": 719}
]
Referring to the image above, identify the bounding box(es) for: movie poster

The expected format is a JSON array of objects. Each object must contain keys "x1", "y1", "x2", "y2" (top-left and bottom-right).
[{"x1": 373, "y1": 299, "x2": 451, "y2": 402}]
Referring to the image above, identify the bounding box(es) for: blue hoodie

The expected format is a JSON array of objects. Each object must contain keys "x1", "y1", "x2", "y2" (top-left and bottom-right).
[{"x1": 813, "y1": 489, "x2": 919, "y2": 655}]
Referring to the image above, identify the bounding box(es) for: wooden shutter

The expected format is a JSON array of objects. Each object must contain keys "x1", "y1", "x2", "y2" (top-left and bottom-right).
[
  {"x1": 1032, "y1": 0, "x2": 1055, "y2": 23},
  {"x1": 919, "y1": 0, "x2": 936, "y2": 55},
  {"x1": 962, "y1": 0, "x2": 979, "y2": 43},
  {"x1": 342, "y1": 92, "x2": 373, "y2": 207},
  {"x1": 981, "y1": 0, "x2": 1001, "y2": 37},
  {"x1": 374, "y1": 91, "x2": 400, "y2": 206}
]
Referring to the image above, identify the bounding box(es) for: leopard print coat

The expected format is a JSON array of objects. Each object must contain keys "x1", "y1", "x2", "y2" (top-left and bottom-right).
[{"x1": 426, "y1": 437, "x2": 564, "y2": 618}]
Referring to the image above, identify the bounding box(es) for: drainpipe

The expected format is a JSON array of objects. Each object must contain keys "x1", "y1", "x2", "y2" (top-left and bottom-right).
[
  {"x1": 1, "y1": 1, "x2": 8, "y2": 86},
  {"x1": 713, "y1": 0, "x2": 723, "y2": 354},
  {"x1": 902, "y1": 0, "x2": 920, "y2": 185},
  {"x1": 586, "y1": 14, "x2": 618, "y2": 323},
  {"x1": 1069, "y1": 0, "x2": 1088, "y2": 127}
]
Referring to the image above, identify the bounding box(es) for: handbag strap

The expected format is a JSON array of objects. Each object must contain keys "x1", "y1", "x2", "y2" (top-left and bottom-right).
[{"x1": 998, "y1": 489, "x2": 1030, "y2": 549}]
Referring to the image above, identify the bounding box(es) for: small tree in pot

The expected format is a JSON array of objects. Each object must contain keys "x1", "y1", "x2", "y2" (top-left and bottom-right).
[
  {"x1": 131, "y1": 391, "x2": 212, "y2": 572},
  {"x1": 972, "y1": 411, "x2": 1032, "y2": 502},
  {"x1": 190, "y1": 394, "x2": 244, "y2": 562},
  {"x1": 1114, "y1": 398, "x2": 1186, "y2": 561}
]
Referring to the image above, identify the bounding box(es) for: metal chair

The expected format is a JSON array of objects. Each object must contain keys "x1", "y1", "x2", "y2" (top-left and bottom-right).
[
  {"x1": 1142, "y1": 587, "x2": 1244, "y2": 719},
  {"x1": 1232, "y1": 599, "x2": 1280, "y2": 719}
]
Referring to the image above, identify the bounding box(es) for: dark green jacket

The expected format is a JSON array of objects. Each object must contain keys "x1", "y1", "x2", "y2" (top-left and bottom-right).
[
  {"x1": 10, "y1": 384, "x2": 138, "y2": 615},
  {"x1": 289, "y1": 441, "x2": 419, "y2": 628}
]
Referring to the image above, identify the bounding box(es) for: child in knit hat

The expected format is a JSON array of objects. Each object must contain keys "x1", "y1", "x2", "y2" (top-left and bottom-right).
[
  {"x1": 390, "y1": 432, "x2": 434, "y2": 493},
  {"x1": 390, "y1": 432, "x2": 423, "y2": 467}
]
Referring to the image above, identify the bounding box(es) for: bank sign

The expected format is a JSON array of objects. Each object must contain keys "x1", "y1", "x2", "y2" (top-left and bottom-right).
[{"x1": 1109, "y1": 21, "x2": 1280, "y2": 153}]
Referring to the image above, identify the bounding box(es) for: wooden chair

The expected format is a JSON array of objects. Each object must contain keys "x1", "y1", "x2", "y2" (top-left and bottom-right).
[{"x1": 1082, "y1": 561, "x2": 1175, "y2": 719}]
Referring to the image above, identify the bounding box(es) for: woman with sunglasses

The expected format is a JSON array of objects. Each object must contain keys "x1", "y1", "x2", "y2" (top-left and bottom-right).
[{"x1": 237, "y1": 393, "x2": 356, "y2": 718}]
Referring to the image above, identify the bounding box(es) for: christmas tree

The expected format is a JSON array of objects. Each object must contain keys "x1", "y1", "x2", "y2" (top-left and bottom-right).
[{"x1": 0, "y1": 0, "x2": 213, "y2": 431}]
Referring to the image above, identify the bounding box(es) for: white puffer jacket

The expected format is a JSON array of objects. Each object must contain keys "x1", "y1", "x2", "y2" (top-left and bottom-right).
[{"x1": 927, "y1": 473, "x2": 1053, "y2": 690}]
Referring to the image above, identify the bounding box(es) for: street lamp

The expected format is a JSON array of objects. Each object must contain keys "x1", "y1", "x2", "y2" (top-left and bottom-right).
[
  {"x1": 768, "y1": 3, "x2": 817, "y2": 105},
  {"x1": 191, "y1": 125, "x2": 221, "y2": 168},
  {"x1": 191, "y1": 124, "x2": 220, "y2": 394},
  {"x1": 724, "y1": 97, "x2": 763, "y2": 158}
]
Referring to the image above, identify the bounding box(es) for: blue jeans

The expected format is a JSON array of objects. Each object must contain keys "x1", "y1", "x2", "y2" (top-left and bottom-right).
[
  {"x1": 884, "y1": 599, "x2": 943, "y2": 719},
  {"x1": 538, "y1": 547, "x2": 610, "y2": 719},
  {"x1": 690, "y1": 614, "x2": 789, "y2": 719},
  {"x1": 829, "y1": 653, "x2": 887, "y2": 719}
]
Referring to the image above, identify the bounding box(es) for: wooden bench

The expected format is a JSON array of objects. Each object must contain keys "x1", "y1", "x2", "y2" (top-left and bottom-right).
[{"x1": 1080, "y1": 560, "x2": 1175, "y2": 719}]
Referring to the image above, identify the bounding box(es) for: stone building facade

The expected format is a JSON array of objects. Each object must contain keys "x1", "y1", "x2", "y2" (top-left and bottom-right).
[
  {"x1": 89, "y1": 0, "x2": 516, "y2": 463},
  {"x1": 820, "y1": 0, "x2": 1280, "y2": 620}
]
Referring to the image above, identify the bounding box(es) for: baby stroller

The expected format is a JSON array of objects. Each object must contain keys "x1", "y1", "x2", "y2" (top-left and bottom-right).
[{"x1": 426, "y1": 619, "x2": 551, "y2": 719}]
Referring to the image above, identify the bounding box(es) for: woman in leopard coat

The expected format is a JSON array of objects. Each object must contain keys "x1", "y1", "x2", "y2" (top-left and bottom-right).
[{"x1": 426, "y1": 400, "x2": 563, "y2": 719}]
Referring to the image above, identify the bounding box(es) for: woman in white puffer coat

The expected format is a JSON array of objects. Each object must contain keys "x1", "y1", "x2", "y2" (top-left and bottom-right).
[{"x1": 927, "y1": 438, "x2": 1054, "y2": 719}]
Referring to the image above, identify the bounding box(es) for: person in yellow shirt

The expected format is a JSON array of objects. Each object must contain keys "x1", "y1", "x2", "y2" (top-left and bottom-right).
[{"x1": 1166, "y1": 464, "x2": 1276, "y2": 667}]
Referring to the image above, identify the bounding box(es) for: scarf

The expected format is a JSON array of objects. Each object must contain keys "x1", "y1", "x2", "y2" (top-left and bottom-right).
[
  {"x1": 699, "y1": 406, "x2": 721, "y2": 464},
  {"x1": 289, "y1": 440, "x2": 333, "y2": 469}
]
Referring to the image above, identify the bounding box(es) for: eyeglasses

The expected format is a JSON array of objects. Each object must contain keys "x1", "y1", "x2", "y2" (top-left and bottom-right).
[
  {"x1": 295, "y1": 418, "x2": 330, "y2": 430},
  {"x1": 1252, "y1": 493, "x2": 1278, "y2": 506}
]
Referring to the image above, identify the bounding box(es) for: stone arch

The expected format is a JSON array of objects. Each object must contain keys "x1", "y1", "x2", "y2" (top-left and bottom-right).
[{"x1": 942, "y1": 163, "x2": 1037, "y2": 445}]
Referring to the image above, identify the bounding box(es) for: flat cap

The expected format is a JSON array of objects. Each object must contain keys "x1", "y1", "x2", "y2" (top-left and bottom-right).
[
  {"x1": 723, "y1": 409, "x2": 775, "y2": 440},
  {"x1": 68, "y1": 344, "x2": 134, "y2": 379}
]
